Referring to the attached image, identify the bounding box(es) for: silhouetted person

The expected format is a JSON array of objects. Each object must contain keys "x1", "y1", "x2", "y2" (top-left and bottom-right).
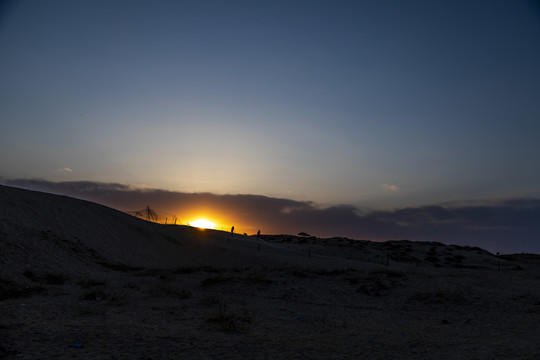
[
  {"x1": 257, "y1": 230, "x2": 260, "y2": 239},
  {"x1": 231, "y1": 226, "x2": 234, "y2": 235}
]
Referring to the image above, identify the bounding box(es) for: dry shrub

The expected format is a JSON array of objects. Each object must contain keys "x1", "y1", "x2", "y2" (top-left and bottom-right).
[
  {"x1": 148, "y1": 284, "x2": 192, "y2": 299},
  {"x1": 410, "y1": 288, "x2": 467, "y2": 305},
  {"x1": 80, "y1": 287, "x2": 127, "y2": 304},
  {"x1": 0, "y1": 278, "x2": 45, "y2": 300},
  {"x1": 356, "y1": 277, "x2": 389, "y2": 296},
  {"x1": 207, "y1": 303, "x2": 252, "y2": 333},
  {"x1": 352, "y1": 269, "x2": 406, "y2": 296},
  {"x1": 77, "y1": 279, "x2": 108, "y2": 288},
  {"x1": 23, "y1": 270, "x2": 69, "y2": 285},
  {"x1": 200, "y1": 276, "x2": 233, "y2": 287},
  {"x1": 200, "y1": 295, "x2": 221, "y2": 306},
  {"x1": 368, "y1": 269, "x2": 405, "y2": 278},
  {"x1": 98, "y1": 262, "x2": 143, "y2": 272},
  {"x1": 311, "y1": 268, "x2": 350, "y2": 276},
  {"x1": 245, "y1": 271, "x2": 275, "y2": 284}
]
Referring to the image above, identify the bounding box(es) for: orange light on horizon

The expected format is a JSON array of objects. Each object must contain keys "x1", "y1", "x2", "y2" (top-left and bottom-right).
[
  {"x1": 175, "y1": 207, "x2": 259, "y2": 235},
  {"x1": 189, "y1": 218, "x2": 216, "y2": 229}
]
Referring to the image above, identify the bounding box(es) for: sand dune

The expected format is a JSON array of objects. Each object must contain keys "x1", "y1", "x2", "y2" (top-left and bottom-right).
[{"x1": 1, "y1": 185, "x2": 539, "y2": 359}]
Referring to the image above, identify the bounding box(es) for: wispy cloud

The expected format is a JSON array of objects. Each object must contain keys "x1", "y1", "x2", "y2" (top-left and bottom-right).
[
  {"x1": 3, "y1": 178, "x2": 540, "y2": 254},
  {"x1": 59, "y1": 168, "x2": 73, "y2": 173},
  {"x1": 382, "y1": 184, "x2": 399, "y2": 192}
]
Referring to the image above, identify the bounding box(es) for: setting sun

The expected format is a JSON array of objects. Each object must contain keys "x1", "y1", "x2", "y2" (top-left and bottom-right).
[{"x1": 189, "y1": 219, "x2": 216, "y2": 229}]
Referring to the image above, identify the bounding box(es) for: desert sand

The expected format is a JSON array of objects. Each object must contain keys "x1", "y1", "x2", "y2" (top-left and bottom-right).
[{"x1": 1, "y1": 184, "x2": 539, "y2": 359}]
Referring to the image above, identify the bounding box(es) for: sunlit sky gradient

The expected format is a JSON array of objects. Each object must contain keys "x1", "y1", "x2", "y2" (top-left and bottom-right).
[{"x1": 1, "y1": 1, "x2": 540, "y2": 252}]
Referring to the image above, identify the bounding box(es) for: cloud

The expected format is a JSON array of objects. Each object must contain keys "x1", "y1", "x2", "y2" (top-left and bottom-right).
[
  {"x1": 59, "y1": 168, "x2": 73, "y2": 173},
  {"x1": 382, "y1": 184, "x2": 399, "y2": 192},
  {"x1": 2, "y1": 178, "x2": 540, "y2": 254}
]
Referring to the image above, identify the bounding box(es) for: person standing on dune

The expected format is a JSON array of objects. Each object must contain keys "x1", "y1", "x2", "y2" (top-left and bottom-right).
[{"x1": 231, "y1": 226, "x2": 234, "y2": 236}]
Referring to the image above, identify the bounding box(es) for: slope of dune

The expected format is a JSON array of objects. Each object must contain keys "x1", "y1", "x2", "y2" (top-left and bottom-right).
[{"x1": 1, "y1": 185, "x2": 190, "y2": 278}]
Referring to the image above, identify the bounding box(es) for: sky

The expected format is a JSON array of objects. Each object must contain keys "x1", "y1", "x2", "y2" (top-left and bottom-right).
[{"x1": 1, "y1": 1, "x2": 540, "y2": 253}]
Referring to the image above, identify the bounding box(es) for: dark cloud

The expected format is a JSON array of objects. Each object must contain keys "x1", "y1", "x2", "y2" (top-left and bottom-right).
[{"x1": 3, "y1": 178, "x2": 539, "y2": 254}]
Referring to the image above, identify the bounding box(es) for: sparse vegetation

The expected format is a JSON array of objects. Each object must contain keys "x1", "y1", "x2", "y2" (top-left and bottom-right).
[
  {"x1": 289, "y1": 269, "x2": 312, "y2": 278},
  {"x1": 356, "y1": 276, "x2": 389, "y2": 296},
  {"x1": 77, "y1": 279, "x2": 108, "y2": 288},
  {"x1": 23, "y1": 270, "x2": 69, "y2": 285},
  {"x1": 347, "y1": 269, "x2": 406, "y2": 296},
  {"x1": 22, "y1": 270, "x2": 36, "y2": 280},
  {"x1": 124, "y1": 282, "x2": 140, "y2": 290},
  {"x1": 77, "y1": 304, "x2": 107, "y2": 316},
  {"x1": 201, "y1": 276, "x2": 233, "y2": 287},
  {"x1": 369, "y1": 269, "x2": 405, "y2": 278},
  {"x1": 43, "y1": 273, "x2": 69, "y2": 285},
  {"x1": 148, "y1": 284, "x2": 192, "y2": 299},
  {"x1": 200, "y1": 295, "x2": 221, "y2": 306},
  {"x1": 311, "y1": 268, "x2": 351, "y2": 276},
  {"x1": 425, "y1": 256, "x2": 440, "y2": 264},
  {"x1": 409, "y1": 288, "x2": 468, "y2": 305},
  {"x1": 207, "y1": 302, "x2": 252, "y2": 333},
  {"x1": 173, "y1": 267, "x2": 199, "y2": 275},
  {"x1": 0, "y1": 278, "x2": 45, "y2": 300},
  {"x1": 245, "y1": 271, "x2": 276, "y2": 284},
  {"x1": 98, "y1": 262, "x2": 143, "y2": 272},
  {"x1": 80, "y1": 287, "x2": 127, "y2": 304}
]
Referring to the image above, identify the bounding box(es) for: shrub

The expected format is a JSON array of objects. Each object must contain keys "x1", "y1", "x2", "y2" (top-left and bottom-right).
[
  {"x1": 148, "y1": 284, "x2": 192, "y2": 299},
  {"x1": 200, "y1": 276, "x2": 233, "y2": 287},
  {"x1": 368, "y1": 269, "x2": 405, "y2": 278},
  {"x1": 311, "y1": 269, "x2": 350, "y2": 276},
  {"x1": 200, "y1": 295, "x2": 221, "y2": 306},
  {"x1": 43, "y1": 273, "x2": 69, "y2": 285},
  {"x1": 80, "y1": 287, "x2": 127, "y2": 304},
  {"x1": 23, "y1": 270, "x2": 69, "y2": 285},
  {"x1": 245, "y1": 271, "x2": 276, "y2": 284},
  {"x1": 356, "y1": 277, "x2": 389, "y2": 296},
  {"x1": 0, "y1": 278, "x2": 45, "y2": 300},
  {"x1": 409, "y1": 289, "x2": 467, "y2": 305},
  {"x1": 77, "y1": 279, "x2": 107, "y2": 289},
  {"x1": 207, "y1": 303, "x2": 252, "y2": 333},
  {"x1": 23, "y1": 270, "x2": 37, "y2": 281},
  {"x1": 173, "y1": 267, "x2": 198, "y2": 275}
]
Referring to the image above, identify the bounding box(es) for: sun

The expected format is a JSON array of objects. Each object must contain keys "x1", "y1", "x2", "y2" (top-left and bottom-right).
[{"x1": 189, "y1": 218, "x2": 216, "y2": 229}]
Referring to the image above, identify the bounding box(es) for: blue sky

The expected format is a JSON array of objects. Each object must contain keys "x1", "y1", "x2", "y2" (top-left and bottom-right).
[{"x1": 1, "y1": 1, "x2": 540, "y2": 251}]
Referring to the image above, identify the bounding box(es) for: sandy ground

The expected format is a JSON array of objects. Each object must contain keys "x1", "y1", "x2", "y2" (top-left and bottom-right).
[{"x1": 1, "y1": 185, "x2": 540, "y2": 359}]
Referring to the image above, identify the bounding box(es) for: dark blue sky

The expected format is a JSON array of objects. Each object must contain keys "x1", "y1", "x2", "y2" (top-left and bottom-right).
[{"x1": 1, "y1": 0, "x2": 540, "y2": 210}]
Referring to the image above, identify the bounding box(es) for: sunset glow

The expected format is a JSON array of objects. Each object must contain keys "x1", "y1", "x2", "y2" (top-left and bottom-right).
[{"x1": 189, "y1": 219, "x2": 216, "y2": 229}]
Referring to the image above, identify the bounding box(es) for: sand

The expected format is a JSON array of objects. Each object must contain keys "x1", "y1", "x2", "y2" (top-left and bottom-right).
[{"x1": 1, "y1": 185, "x2": 540, "y2": 359}]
